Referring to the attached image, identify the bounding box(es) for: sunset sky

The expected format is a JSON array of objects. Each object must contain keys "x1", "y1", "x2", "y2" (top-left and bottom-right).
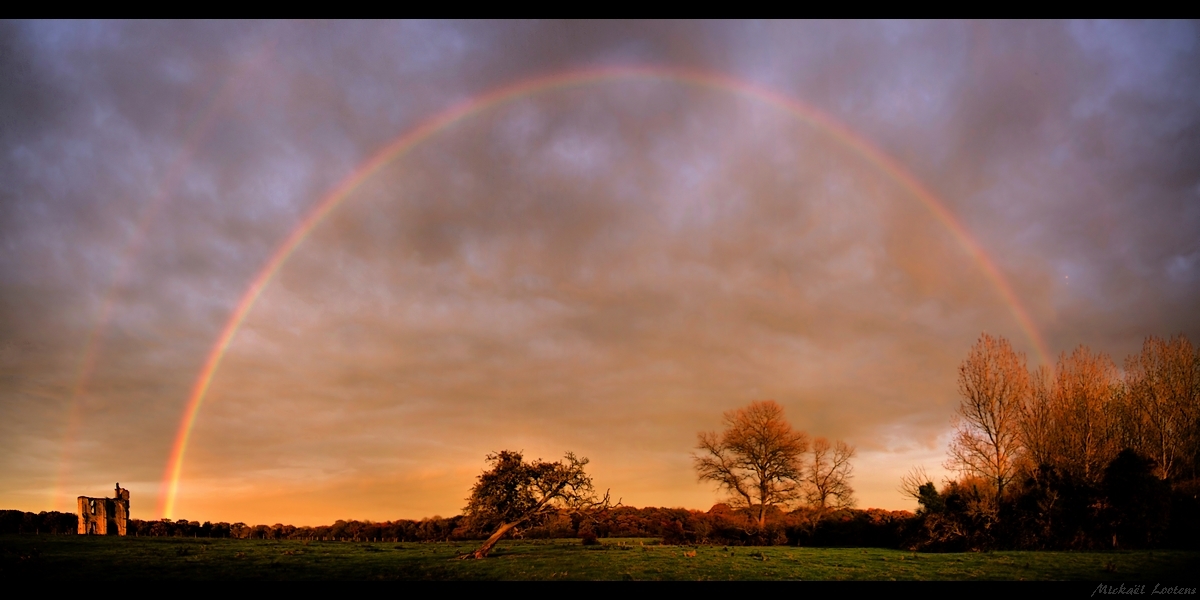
[{"x1": 1, "y1": 21, "x2": 1198, "y2": 526}]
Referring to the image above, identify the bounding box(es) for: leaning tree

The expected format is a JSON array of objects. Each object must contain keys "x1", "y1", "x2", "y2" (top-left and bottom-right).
[{"x1": 461, "y1": 450, "x2": 612, "y2": 559}]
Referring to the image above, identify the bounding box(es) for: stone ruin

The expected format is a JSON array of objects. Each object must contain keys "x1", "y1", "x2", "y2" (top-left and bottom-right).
[{"x1": 77, "y1": 483, "x2": 130, "y2": 535}]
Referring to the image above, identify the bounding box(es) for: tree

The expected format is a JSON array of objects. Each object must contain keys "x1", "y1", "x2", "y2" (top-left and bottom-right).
[
  {"x1": 461, "y1": 450, "x2": 611, "y2": 559},
  {"x1": 1019, "y1": 364, "x2": 1057, "y2": 472},
  {"x1": 1050, "y1": 345, "x2": 1120, "y2": 484},
  {"x1": 899, "y1": 465, "x2": 934, "y2": 506},
  {"x1": 1123, "y1": 335, "x2": 1199, "y2": 480},
  {"x1": 694, "y1": 400, "x2": 808, "y2": 529},
  {"x1": 947, "y1": 333, "x2": 1028, "y2": 501},
  {"x1": 802, "y1": 437, "x2": 856, "y2": 511},
  {"x1": 1103, "y1": 449, "x2": 1172, "y2": 548}
]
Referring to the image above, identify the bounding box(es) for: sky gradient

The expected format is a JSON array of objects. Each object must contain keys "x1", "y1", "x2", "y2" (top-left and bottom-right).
[{"x1": 1, "y1": 20, "x2": 1198, "y2": 525}]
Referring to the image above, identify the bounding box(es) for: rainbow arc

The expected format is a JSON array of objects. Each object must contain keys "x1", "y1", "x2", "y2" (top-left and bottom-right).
[{"x1": 157, "y1": 65, "x2": 1050, "y2": 518}]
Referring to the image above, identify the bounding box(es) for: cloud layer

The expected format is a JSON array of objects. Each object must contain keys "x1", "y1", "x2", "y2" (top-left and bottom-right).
[{"x1": 1, "y1": 21, "x2": 1197, "y2": 524}]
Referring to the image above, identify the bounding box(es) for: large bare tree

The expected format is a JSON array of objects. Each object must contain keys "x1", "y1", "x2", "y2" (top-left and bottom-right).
[
  {"x1": 947, "y1": 333, "x2": 1028, "y2": 500},
  {"x1": 694, "y1": 400, "x2": 809, "y2": 529},
  {"x1": 461, "y1": 450, "x2": 611, "y2": 559}
]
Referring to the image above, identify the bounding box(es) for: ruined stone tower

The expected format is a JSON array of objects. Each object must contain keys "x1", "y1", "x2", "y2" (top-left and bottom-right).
[{"x1": 77, "y1": 483, "x2": 130, "y2": 535}]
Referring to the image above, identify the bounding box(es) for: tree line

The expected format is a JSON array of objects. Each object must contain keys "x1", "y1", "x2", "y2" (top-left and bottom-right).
[
  {"x1": 0, "y1": 510, "x2": 77, "y2": 535},
  {"x1": 902, "y1": 333, "x2": 1200, "y2": 550},
  {"x1": 0, "y1": 511, "x2": 469, "y2": 541},
  {"x1": 0, "y1": 506, "x2": 913, "y2": 547}
]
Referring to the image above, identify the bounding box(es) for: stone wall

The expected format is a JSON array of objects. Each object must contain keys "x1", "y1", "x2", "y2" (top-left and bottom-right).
[{"x1": 76, "y1": 483, "x2": 129, "y2": 536}]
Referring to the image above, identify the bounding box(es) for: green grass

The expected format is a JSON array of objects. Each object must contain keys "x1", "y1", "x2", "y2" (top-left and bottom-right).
[{"x1": 1, "y1": 535, "x2": 1195, "y2": 580}]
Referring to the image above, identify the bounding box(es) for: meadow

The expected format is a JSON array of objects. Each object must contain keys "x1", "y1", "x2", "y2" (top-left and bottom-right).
[{"x1": 2, "y1": 535, "x2": 1196, "y2": 581}]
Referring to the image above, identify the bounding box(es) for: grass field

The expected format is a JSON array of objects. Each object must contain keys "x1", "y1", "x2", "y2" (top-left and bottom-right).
[{"x1": 2, "y1": 535, "x2": 1196, "y2": 580}]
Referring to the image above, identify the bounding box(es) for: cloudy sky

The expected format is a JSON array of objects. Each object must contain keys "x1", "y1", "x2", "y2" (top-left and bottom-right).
[{"x1": 1, "y1": 20, "x2": 1197, "y2": 525}]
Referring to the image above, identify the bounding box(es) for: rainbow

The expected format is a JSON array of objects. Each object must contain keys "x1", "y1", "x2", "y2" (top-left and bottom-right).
[{"x1": 157, "y1": 65, "x2": 1051, "y2": 518}]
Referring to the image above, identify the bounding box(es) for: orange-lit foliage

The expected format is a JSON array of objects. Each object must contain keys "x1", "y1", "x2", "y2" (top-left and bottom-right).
[
  {"x1": 1123, "y1": 335, "x2": 1200, "y2": 480},
  {"x1": 913, "y1": 332, "x2": 1200, "y2": 550},
  {"x1": 1049, "y1": 345, "x2": 1121, "y2": 484},
  {"x1": 947, "y1": 333, "x2": 1028, "y2": 499}
]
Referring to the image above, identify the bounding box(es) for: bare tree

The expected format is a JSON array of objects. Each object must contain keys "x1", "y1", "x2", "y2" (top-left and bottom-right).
[
  {"x1": 802, "y1": 437, "x2": 856, "y2": 511},
  {"x1": 947, "y1": 333, "x2": 1028, "y2": 500},
  {"x1": 898, "y1": 465, "x2": 933, "y2": 504},
  {"x1": 1019, "y1": 364, "x2": 1057, "y2": 472},
  {"x1": 694, "y1": 400, "x2": 808, "y2": 529},
  {"x1": 1123, "y1": 335, "x2": 1199, "y2": 480},
  {"x1": 461, "y1": 450, "x2": 612, "y2": 559},
  {"x1": 1051, "y1": 345, "x2": 1120, "y2": 484}
]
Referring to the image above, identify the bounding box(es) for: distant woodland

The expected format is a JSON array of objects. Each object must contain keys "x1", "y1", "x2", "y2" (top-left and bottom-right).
[{"x1": 0, "y1": 506, "x2": 913, "y2": 548}]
